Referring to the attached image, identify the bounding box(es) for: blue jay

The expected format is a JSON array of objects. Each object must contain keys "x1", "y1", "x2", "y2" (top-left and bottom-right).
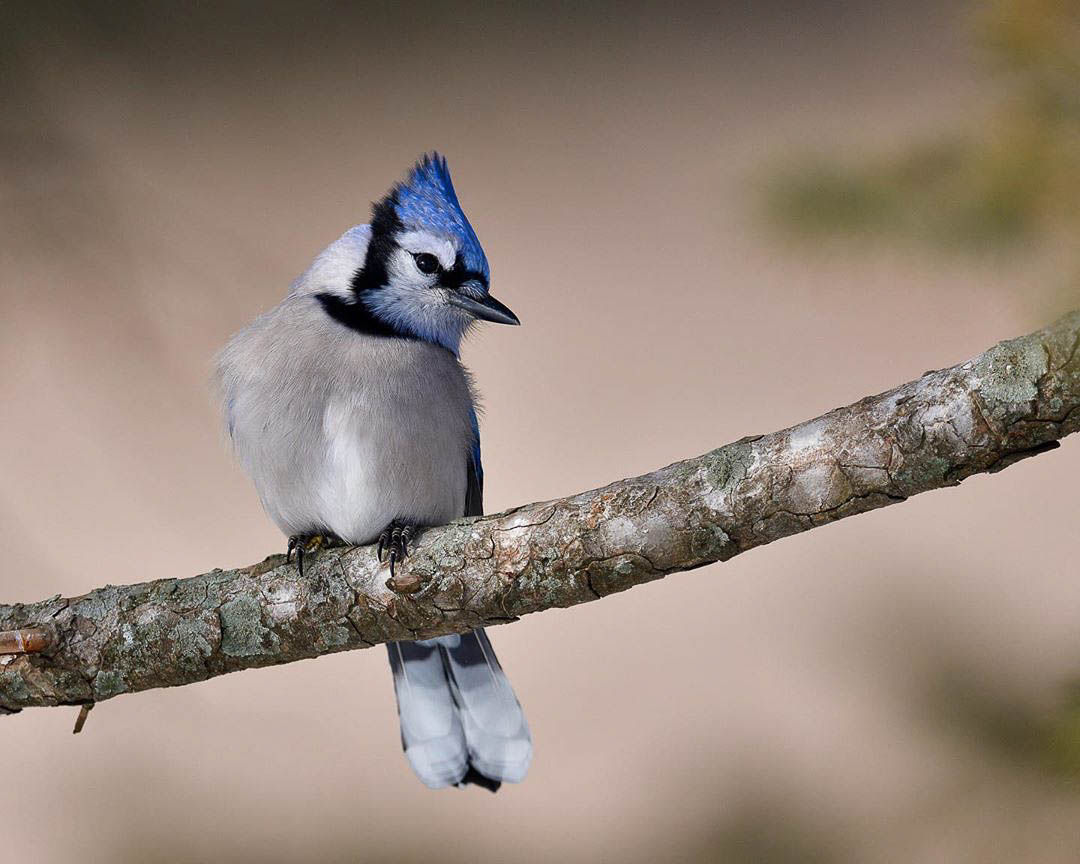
[{"x1": 217, "y1": 154, "x2": 531, "y2": 791}]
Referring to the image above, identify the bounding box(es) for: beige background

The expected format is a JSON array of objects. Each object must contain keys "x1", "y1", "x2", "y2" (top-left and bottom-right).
[{"x1": 2, "y1": 2, "x2": 1078, "y2": 861}]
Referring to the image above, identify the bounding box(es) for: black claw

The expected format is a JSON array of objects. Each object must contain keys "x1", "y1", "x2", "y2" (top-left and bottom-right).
[
  {"x1": 287, "y1": 537, "x2": 307, "y2": 577},
  {"x1": 377, "y1": 520, "x2": 416, "y2": 578},
  {"x1": 287, "y1": 540, "x2": 301, "y2": 579},
  {"x1": 287, "y1": 533, "x2": 340, "y2": 578}
]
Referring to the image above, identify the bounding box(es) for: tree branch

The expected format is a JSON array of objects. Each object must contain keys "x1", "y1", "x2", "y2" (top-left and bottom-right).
[{"x1": 3, "y1": 312, "x2": 1079, "y2": 715}]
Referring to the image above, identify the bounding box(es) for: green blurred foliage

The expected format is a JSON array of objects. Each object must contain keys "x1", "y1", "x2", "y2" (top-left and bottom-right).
[
  {"x1": 767, "y1": 0, "x2": 1080, "y2": 798},
  {"x1": 1045, "y1": 683, "x2": 1080, "y2": 777},
  {"x1": 766, "y1": 0, "x2": 1080, "y2": 307},
  {"x1": 930, "y1": 672, "x2": 1080, "y2": 782}
]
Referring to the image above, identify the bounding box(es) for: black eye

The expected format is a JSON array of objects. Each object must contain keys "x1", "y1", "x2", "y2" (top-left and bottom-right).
[{"x1": 413, "y1": 253, "x2": 440, "y2": 275}]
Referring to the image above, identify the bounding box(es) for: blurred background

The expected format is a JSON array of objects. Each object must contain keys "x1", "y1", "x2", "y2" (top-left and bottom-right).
[{"x1": 2, "y1": 1, "x2": 1079, "y2": 861}]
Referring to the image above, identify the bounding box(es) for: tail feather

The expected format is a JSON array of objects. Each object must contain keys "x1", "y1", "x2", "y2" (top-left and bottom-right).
[
  {"x1": 442, "y1": 629, "x2": 533, "y2": 784},
  {"x1": 386, "y1": 640, "x2": 468, "y2": 789},
  {"x1": 386, "y1": 629, "x2": 532, "y2": 790}
]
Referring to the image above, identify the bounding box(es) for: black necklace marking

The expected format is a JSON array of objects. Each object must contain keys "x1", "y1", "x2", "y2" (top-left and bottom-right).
[
  {"x1": 315, "y1": 292, "x2": 419, "y2": 340},
  {"x1": 319, "y1": 191, "x2": 418, "y2": 340},
  {"x1": 317, "y1": 188, "x2": 486, "y2": 340}
]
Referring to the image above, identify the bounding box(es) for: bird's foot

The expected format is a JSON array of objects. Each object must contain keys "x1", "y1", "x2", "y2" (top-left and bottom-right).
[
  {"x1": 286, "y1": 532, "x2": 340, "y2": 577},
  {"x1": 377, "y1": 521, "x2": 416, "y2": 580}
]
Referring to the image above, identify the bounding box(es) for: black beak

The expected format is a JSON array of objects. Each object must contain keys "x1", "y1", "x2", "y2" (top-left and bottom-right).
[{"x1": 447, "y1": 292, "x2": 520, "y2": 326}]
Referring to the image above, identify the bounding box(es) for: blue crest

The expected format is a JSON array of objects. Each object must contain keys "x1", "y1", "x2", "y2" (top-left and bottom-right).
[{"x1": 392, "y1": 154, "x2": 489, "y2": 281}]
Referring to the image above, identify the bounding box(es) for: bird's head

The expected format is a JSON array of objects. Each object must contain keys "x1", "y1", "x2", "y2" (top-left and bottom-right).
[{"x1": 315, "y1": 154, "x2": 518, "y2": 355}]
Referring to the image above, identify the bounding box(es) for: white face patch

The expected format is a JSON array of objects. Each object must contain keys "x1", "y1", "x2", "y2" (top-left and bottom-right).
[
  {"x1": 289, "y1": 225, "x2": 372, "y2": 299},
  {"x1": 295, "y1": 224, "x2": 478, "y2": 354},
  {"x1": 384, "y1": 245, "x2": 441, "y2": 294},
  {"x1": 395, "y1": 230, "x2": 457, "y2": 271},
  {"x1": 366, "y1": 242, "x2": 475, "y2": 354}
]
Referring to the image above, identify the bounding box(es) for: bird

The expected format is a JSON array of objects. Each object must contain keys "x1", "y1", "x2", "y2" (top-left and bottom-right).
[{"x1": 217, "y1": 154, "x2": 532, "y2": 791}]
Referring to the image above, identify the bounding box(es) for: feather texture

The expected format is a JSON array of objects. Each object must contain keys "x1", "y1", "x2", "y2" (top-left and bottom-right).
[
  {"x1": 393, "y1": 154, "x2": 489, "y2": 281},
  {"x1": 218, "y1": 288, "x2": 475, "y2": 542},
  {"x1": 219, "y1": 156, "x2": 529, "y2": 790}
]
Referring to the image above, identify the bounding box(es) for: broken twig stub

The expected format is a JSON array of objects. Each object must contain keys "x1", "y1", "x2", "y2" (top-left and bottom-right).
[
  {"x1": 1, "y1": 311, "x2": 1078, "y2": 714},
  {"x1": 0, "y1": 627, "x2": 54, "y2": 655}
]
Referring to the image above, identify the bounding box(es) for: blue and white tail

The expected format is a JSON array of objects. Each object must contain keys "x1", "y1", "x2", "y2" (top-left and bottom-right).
[{"x1": 386, "y1": 628, "x2": 532, "y2": 791}]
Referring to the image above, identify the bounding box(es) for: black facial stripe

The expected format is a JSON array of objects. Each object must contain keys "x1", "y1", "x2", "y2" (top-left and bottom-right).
[
  {"x1": 440, "y1": 254, "x2": 488, "y2": 292},
  {"x1": 349, "y1": 191, "x2": 405, "y2": 298},
  {"x1": 323, "y1": 188, "x2": 486, "y2": 339},
  {"x1": 316, "y1": 292, "x2": 419, "y2": 341},
  {"x1": 321, "y1": 190, "x2": 417, "y2": 339}
]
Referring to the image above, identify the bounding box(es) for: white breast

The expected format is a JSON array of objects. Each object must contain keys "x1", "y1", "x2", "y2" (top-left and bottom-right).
[{"x1": 218, "y1": 294, "x2": 476, "y2": 544}]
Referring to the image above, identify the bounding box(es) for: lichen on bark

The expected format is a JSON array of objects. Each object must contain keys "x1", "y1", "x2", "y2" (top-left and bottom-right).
[{"x1": 2, "y1": 311, "x2": 1078, "y2": 714}]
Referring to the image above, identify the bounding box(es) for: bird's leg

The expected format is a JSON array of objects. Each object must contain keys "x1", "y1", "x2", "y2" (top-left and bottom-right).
[
  {"x1": 286, "y1": 532, "x2": 341, "y2": 578},
  {"x1": 377, "y1": 520, "x2": 416, "y2": 578}
]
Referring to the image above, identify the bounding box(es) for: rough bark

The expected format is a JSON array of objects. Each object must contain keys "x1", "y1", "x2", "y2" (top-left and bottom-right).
[{"x1": 2, "y1": 312, "x2": 1079, "y2": 715}]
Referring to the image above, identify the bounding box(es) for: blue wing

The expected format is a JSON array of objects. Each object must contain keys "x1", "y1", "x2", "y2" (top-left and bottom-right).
[{"x1": 465, "y1": 406, "x2": 483, "y2": 517}]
